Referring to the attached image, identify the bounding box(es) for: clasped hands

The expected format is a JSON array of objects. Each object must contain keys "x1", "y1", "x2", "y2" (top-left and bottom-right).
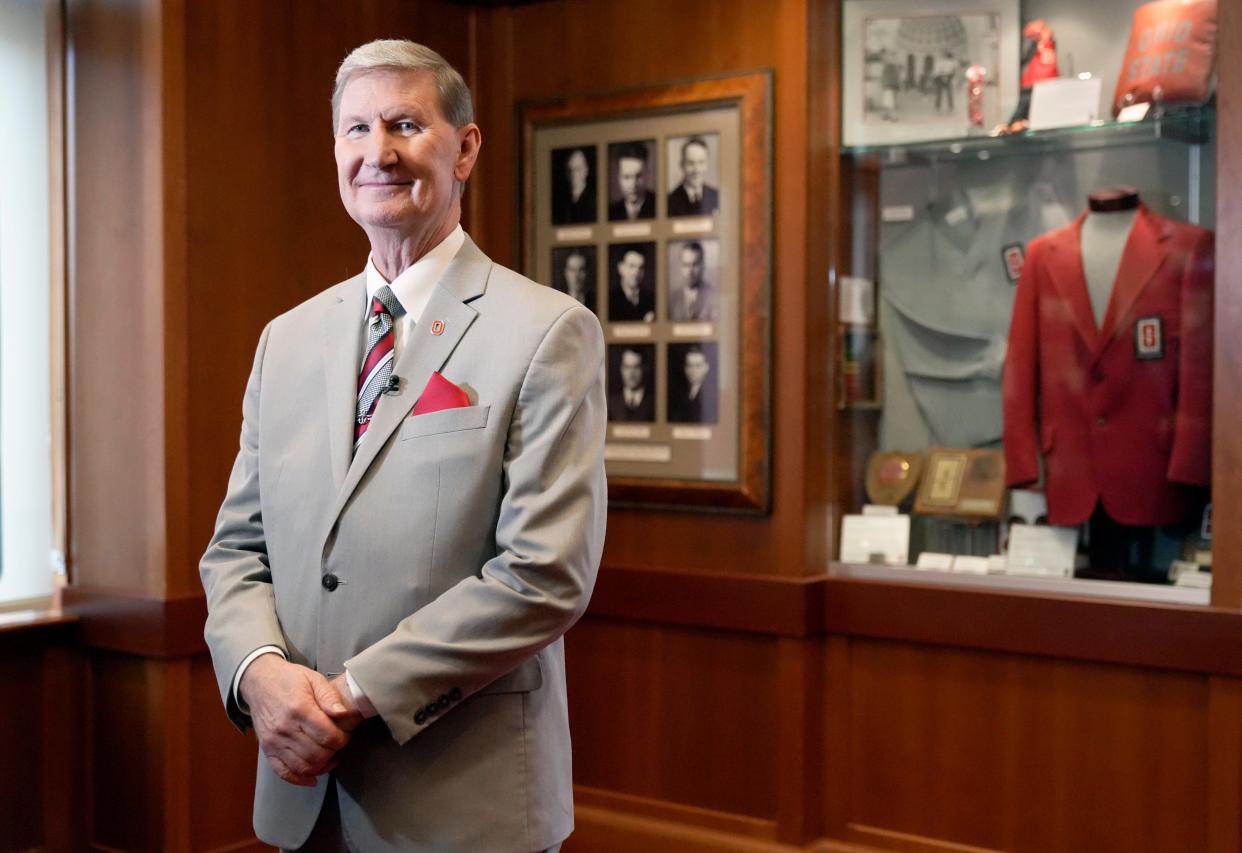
[{"x1": 240, "y1": 653, "x2": 367, "y2": 787}]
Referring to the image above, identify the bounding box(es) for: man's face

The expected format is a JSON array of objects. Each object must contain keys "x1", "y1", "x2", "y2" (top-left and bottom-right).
[
  {"x1": 617, "y1": 156, "x2": 646, "y2": 203},
  {"x1": 684, "y1": 352, "x2": 709, "y2": 386},
  {"x1": 334, "y1": 69, "x2": 479, "y2": 235},
  {"x1": 679, "y1": 247, "x2": 705, "y2": 289},
  {"x1": 567, "y1": 150, "x2": 589, "y2": 196},
  {"x1": 680, "y1": 142, "x2": 709, "y2": 191},
  {"x1": 564, "y1": 253, "x2": 587, "y2": 290},
  {"x1": 617, "y1": 251, "x2": 645, "y2": 292},
  {"x1": 620, "y1": 351, "x2": 643, "y2": 390}
]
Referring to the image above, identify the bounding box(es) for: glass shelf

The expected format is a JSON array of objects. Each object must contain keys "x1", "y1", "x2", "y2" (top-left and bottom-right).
[{"x1": 841, "y1": 106, "x2": 1214, "y2": 165}]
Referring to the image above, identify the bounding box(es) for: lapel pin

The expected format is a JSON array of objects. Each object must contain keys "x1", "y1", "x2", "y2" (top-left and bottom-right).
[{"x1": 431, "y1": 319, "x2": 446, "y2": 336}]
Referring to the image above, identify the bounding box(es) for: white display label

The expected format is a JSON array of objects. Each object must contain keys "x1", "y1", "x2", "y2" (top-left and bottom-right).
[
  {"x1": 672, "y1": 217, "x2": 714, "y2": 234},
  {"x1": 612, "y1": 223, "x2": 653, "y2": 238},
  {"x1": 840, "y1": 514, "x2": 910, "y2": 565},
  {"x1": 605, "y1": 443, "x2": 672, "y2": 463},
  {"x1": 554, "y1": 226, "x2": 593, "y2": 242}
]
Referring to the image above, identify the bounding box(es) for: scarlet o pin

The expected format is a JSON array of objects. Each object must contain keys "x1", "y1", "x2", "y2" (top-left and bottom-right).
[{"x1": 430, "y1": 319, "x2": 445, "y2": 336}]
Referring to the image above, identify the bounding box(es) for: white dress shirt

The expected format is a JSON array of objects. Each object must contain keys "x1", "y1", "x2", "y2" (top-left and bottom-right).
[{"x1": 232, "y1": 224, "x2": 467, "y2": 716}]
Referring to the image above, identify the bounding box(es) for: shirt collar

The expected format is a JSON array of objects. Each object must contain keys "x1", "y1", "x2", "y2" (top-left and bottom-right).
[{"x1": 364, "y1": 225, "x2": 466, "y2": 324}]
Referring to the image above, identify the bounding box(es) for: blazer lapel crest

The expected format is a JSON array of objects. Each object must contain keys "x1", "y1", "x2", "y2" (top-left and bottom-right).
[
  {"x1": 1095, "y1": 204, "x2": 1171, "y2": 357},
  {"x1": 326, "y1": 236, "x2": 491, "y2": 527},
  {"x1": 320, "y1": 274, "x2": 367, "y2": 491}
]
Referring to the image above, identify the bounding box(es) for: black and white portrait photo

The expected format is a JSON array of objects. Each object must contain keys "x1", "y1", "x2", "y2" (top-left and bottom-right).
[
  {"x1": 666, "y1": 133, "x2": 720, "y2": 217},
  {"x1": 607, "y1": 241, "x2": 657, "y2": 323},
  {"x1": 667, "y1": 342, "x2": 719, "y2": 424},
  {"x1": 606, "y1": 139, "x2": 657, "y2": 222},
  {"x1": 667, "y1": 238, "x2": 720, "y2": 323},
  {"x1": 550, "y1": 145, "x2": 597, "y2": 224},
  {"x1": 550, "y1": 245, "x2": 597, "y2": 313},
  {"x1": 607, "y1": 343, "x2": 657, "y2": 423},
  {"x1": 861, "y1": 12, "x2": 1001, "y2": 127}
]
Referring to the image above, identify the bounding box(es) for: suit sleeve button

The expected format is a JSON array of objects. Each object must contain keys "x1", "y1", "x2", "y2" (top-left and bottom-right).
[
  {"x1": 415, "y1": 711, "x2": 426, "y2": 725},
  {"x1": 321, "y1": 573, "x2": 340, "y2": 591},
  {"x1": 449, "y1": 688, "x2": 462, "y2": 702}
]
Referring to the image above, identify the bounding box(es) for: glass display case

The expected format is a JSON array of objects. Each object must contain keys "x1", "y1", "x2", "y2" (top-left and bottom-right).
[{"x1": 831, "y1": 0, "x2": 1219, "y2": 602}]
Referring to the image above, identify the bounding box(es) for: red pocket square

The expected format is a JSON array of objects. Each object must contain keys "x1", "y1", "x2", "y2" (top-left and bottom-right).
[{"x1": 411, "y1": 371, "x2": 470, "y2": 416}]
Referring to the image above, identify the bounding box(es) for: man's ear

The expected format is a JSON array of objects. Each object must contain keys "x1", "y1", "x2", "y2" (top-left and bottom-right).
[{"x1": 454, "y1": 124, "x2": 482, "y2": 183}]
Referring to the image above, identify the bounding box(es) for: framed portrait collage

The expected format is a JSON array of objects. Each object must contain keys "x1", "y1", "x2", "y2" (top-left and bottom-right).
[{"x1": 520, "y1": 73, "x2": 771, "y2": 512}]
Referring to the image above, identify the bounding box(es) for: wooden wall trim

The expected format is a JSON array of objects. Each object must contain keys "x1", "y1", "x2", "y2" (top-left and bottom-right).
[
  {"x1": 824, "y1": 576, "x2": 1242, "y2": 678},
  {"x1": 1213, "y1": 0, "x2": 1242, "y2": 609},
  {"x1": 0, "y1": 610, "x2": 78, "y2": 650},
  {"x1": 592, "y1": 565, "x2": 825, "y2": 637},
  {"x1": 589, "y1": 566, "x2": 1242, "y2": 677},
  {"x1": 53, "y1": 564, "x2": 1242, "y2": 670},
  {"x1": 63, "y1": 586, "x2": 206, "y2": 658}
]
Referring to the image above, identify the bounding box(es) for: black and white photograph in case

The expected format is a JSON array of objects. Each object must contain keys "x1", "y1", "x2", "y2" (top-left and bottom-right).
[
  {"x1": 667, "y1": 342, "x2": 719, "y2": 424},
  {"x1": 842, "y1": 0, "x2": 1018, "y2": 146},
  {"x1": 551, "y1": 245, "x2": 597, "y2": 314},
  {"x1": 550, "y1": 145, "x2": 597, "y2": 224},
  {"x1": 665, "y1": 133, "x2": 720, "y2": 217},
  {"x1": 607, "y1": 343, "x2": 657, "y2": 423},
  {"x1": 667, "y1": 238, "x2": 720, "y2": 323},
  {"x1": 607, "y1": 241, "x2": 657, "y2": 323},
  {"x1": 606, "y1": 139, "x2": 657, "y2": 222},
  {"x1": 862, "y1": 13, "x2": 999, "y2": 125}
]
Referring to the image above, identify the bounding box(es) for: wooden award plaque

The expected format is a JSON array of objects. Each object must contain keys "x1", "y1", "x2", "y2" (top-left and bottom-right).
[
  {"x1": 865, "y1": 451, "x2": 924, "y2": 507},
  {"x1": 913, "y1": 448, "x2": 1007, "y2": 519}
]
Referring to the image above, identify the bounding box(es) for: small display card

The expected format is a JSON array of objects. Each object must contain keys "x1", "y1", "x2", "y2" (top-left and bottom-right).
[
  {"x1": 840, "y1": 514, "x2": 910, "y2": 565},
  {"x1": 1006, "y1": 524, "x2": 1078, "y2": 577},
  {"x1": 1028, "y1": 77, "x2": 1103, "y2": 130}
]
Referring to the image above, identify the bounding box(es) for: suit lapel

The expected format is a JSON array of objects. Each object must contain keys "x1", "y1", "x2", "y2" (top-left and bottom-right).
[
  {"x1": 320, "y1": 274, "x2": 367, "y2": 491},
  {"x1": 326, "y1": 236, "x2": 491, "y2": 526},
  {"x1": 1048, "y1": 211, "x2": 1102, "y2": 355},
  {"x1": 1095, "y1": 204, "x2": 1171, "y2": 356}
]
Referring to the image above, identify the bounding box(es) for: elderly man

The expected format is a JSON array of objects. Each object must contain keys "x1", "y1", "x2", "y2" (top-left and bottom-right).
[
  {"x1": 666, "y1": 137, "x2": 719, "y2": 217},
  {"x1": 199, "y1": 39, "x2": 606, "y2": 853},
  {"x1": 606, "y1": 141, "x2": 655, "y2": 221}
]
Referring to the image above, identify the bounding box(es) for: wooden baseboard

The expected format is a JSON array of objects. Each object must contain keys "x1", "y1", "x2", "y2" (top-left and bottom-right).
[
  {"x1": 574, "y1": 785, "x2": 780, "y2": 841},
  {"x1": 567, "y1": 790, "x2": 882, "y2": 853},
  {"x1": 846, "y1": 825, "x2": 1004, "y2": 853},
  {"x1": 570, "y1": 802, "x2": 797, "y2": 853}
]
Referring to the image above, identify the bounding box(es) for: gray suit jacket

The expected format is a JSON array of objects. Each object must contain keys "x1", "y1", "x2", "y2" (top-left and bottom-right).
[{"x1": 199, "y1": 235, "x2": 607, "y2": 852}]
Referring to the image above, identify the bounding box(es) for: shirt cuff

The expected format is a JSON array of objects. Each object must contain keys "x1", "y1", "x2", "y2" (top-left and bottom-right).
[
  {"x1": 344, "y1": 668, "x2": 377, "y2": 718},
  {"x1": 232, "y1": 645, "x2": 285, "y2": 714}
]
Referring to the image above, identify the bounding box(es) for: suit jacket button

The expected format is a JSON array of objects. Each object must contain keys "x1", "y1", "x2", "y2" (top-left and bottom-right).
[
  {"x1": 321, "y1": 573, "x2": 340, "y2": 591},
  {"x1": 1096, "y1": 416, "x2": 1107, "y2": 427},
  {"x1": 1092, "y1": 371, "x2": 1105, "y2": 382}
]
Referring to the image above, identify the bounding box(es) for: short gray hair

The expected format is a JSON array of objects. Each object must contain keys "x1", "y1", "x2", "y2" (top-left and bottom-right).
[{"x1": 331, "y1": 39, "x2": 474, "y2": 130}]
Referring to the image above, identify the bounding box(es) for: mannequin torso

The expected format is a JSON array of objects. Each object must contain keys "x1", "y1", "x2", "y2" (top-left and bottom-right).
[{"x1": 1080, "y1": 206, "x2": 1138, "y2": 328}]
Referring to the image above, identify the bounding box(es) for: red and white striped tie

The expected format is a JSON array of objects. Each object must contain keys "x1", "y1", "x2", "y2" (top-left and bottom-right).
[{"x1": 354, "y1": 285, "x2": 405, "y2": 451}]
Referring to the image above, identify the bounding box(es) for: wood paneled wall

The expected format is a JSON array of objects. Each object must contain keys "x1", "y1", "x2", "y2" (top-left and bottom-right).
[
  {"x1": 469, "y1": 0, "x2": 832, "y2": 579},
  {"x1": 0, "y1": 616, "x2": 84, "y2": 853},
  {"x1": 33, "y1": 0, "x2": 1242, "y2": 851}
]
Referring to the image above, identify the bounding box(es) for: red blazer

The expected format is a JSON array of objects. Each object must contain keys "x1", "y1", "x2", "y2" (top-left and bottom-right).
[{"x1": 1003, "y1": 205, "x2": 1213, "y2": 526}]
